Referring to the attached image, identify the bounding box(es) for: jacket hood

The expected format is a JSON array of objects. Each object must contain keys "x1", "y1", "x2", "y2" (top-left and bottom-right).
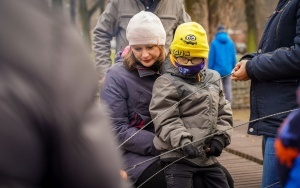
[
  {"x1": 216, "y1": 32, "x2": 230, "y2": 44},
  {"x1": 114, "y1": 50, "x2": 123, "y2": 63}
]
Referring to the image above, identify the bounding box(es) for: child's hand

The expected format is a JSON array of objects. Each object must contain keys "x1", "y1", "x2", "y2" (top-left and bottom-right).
[
  {"x1": 205, "y1": 139, "x2": 224, "y2": 157},
  {"x1": 182, "y1": 143, "x2": 199, "y2": 159}
]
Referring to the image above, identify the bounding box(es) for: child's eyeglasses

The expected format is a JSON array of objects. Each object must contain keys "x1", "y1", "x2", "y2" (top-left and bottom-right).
[{"x1": 176, "y1": 57, "x2": 204, "y2": 65}]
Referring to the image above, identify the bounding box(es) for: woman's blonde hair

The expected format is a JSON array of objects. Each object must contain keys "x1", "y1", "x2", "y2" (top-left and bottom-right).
[{"x1": 123, "y1": 45, "x2": 167, "y2": 70}]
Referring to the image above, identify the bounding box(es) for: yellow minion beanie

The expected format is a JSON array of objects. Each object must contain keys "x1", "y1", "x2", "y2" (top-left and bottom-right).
[{"x1": 170, "y1": 22, "x2": 209, "y2": 58}]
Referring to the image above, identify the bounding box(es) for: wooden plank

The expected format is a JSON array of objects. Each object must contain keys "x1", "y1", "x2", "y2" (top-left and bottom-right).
[{"x1": 218, "y1": 151, "x2": 262, "y2": 188}]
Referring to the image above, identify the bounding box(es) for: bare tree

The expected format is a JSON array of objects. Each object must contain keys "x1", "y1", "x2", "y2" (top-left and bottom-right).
[
  {"x1": 207, "y1": 0, "x2": 221, "y2": 40},
  {"x1": 99, "y1": 0, "x2": 106, "y2": 12},
  {"x1": 70, "y1": 0, "x2": 76, "y2": 24},
  {"x1": 244, "y1": 0, "x2": 257, "y2": 53},
  {"x1": 184, "y1": 0, "x2": 209, "y2": 36},
  {"x1": 255, "y1": 0, "x2": 277, "y2": 46},
  {"x1": 184, "y1": 0, "x2": 234, "y2": 42},
  {"x1": 207, "y1": 0, "x2": 234, "y2": 41},
  {"x1": 52, "y1": 0, "x2": 63, "y2": 10},
  {"x1": 79, "y1": 0, "x2": 103, "y2": 45}
]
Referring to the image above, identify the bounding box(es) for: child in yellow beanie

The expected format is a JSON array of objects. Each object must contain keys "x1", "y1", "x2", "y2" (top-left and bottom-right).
[{"x1": 150, "y1": 22, "x2": 233, "y2": 188}]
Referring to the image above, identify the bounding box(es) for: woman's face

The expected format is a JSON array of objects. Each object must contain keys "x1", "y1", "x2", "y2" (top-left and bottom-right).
[{"x1": 131, "y1": 45, "x2": 160, "y2": 67}]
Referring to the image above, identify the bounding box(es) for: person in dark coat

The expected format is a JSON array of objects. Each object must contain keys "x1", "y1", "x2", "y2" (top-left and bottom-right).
[
  {"x1": 232, "y1": 0, "x2": 300, "y2": 187},
  {"x1": 100, "y1": 11, "x2": 168, "y2": 188},
  {"x1": 0, "y1": 0, "x2": 129, "y2": 187},
  {"x1": 208, "y1": 25, "x2": 236, "y2": 103}
]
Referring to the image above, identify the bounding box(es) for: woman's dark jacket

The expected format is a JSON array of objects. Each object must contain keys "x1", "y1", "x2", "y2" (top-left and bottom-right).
[
  {"x1": 100, "y1": 60, "x2": 160, "y2": 183},
  {"x1": 243, "y1": 0, "x2": 300, "y2": 137}
]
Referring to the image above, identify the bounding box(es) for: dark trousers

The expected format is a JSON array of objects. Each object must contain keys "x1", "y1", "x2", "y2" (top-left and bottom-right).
[
  {"x1": 164, "y1": 163, "x2": 229, "y2": 188},
  {"x1": 135, "y1": 160, "x2": 233, "y2": 188},
  {"x1": 135, "y1": 160, "x2": 166, "y2": 188}
]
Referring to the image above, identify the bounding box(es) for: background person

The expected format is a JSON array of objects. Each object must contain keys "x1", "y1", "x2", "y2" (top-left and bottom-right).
[
  {"x1": 0, "y1": 0, "x2": 129, "y2": 187},
  {"x1": 93, "y1": 0, "x2": 191, "y2": 80},
  {"x1": 150, "y1": 22, "x2": 233, "y2": 188},
  {"x1": 208, "y1": 25, "x2": 236, "y2": 103},
  {"x1": 231, "y1": 0, "x2": 300, "y2": 187}
]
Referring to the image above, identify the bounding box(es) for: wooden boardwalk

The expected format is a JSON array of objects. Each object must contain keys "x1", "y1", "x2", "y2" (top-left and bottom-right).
[
  {"x1": 219, "y1": 151, "x2": 262, "y2": 188},
  {"x1": 218, "y1": 109, "x2": 263, "y2": 188}
]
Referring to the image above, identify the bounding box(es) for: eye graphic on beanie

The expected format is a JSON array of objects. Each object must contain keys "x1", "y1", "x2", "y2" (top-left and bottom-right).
[{"x1": 180, "y1": 35, "x2": 197, "y2": 45}]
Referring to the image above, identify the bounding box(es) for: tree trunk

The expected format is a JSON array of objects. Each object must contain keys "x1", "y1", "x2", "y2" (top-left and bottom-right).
[
  {"x1": 52, "y1": 0, "x2": 63, "y2": 10},
  {"x1": 99, "y1": 0, "x2": 106, "y2": 12},
  {"x1": 70, "y1": 0, "x2": 76, "y2": 24},
  {"x1": 207, "y1": 0, "x2": 220, "y2": 41},
  {"x1": 208, "y1": 0, "x2": 234, "y2": 41},
  {"x1": 255, "y1": 0, "x2": 277, "y2": 45},
  {"x1": 184, "y1": 0, "x2": 209, "y2": 38},
  {"x1": 79, "y1": 0, "x2": 90, "y2": 45},
  {"x1": 79, "y1": 0, "x2": 103, "y2": 46},
  {"x1": 244, "y1": 0, "x2": 257, "y2": 53}
]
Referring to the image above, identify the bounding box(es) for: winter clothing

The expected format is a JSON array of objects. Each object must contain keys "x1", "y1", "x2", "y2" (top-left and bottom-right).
[
  {"x1": 175, "y1": 60, "x2": 205, "y2": 75},
  {"x1": 206, "y1": 138, "x2": 224, "y2": 157},
  {"x1": 182, "y1": 144, "x2": 200, "y2": 159},
  {"x1": 242, "y1": 0, "x2": 300, "y2": 137},
  {"x1": 100, "y1": 58, "x2": 161, "y2": 184},
  {"x1": 99, "y1": 11, "x2": 167, "y2": 185},
  {"x1": 275, "y1": 110, "x2": 300, "y2": 187},
  {"x1": 150, "y1": 61, "x2": 232, "y2": 167},
  {"x1": 150, "y1": 22, "x2": 232, "y2": 188},
  {"x1": 150, "y1": 60, "x2": 232, "y2": 187},
  {"x1": 240, "y1": 1, "x2": 300, "y2": 187},
  {"x1": 170, "y1": 22, "x2": 209, "y2": 58},
  {"x1": 275, "y1": 85, "x2": 300, "y2": 187},
  {"x1": 284, "y1": 156, "x2": 300, "y2": 188},
  {"x1": 164, "y1": 163, "x2": 229, "y2": 188},
  {"x1": 0, "y1": 1, "x2": 129, "y2": 188},
  {"x1": 126, "y1": 11, "x2": 166, "y2": 46},
  {"x1": 93, "y1": 0, "x2": 191, "y2": 78},
  {"x1": 208, "y1": 30, "x2": 236, "y2": 77},
  {"x1": 208, "y1": 26, "x2": 236, "y2": 102},
  {"x1": 134, "y1": 159, "x2": 167, "y2": 188},
  {"x1": 141, "y1": 0, "x2": 155, "y2": 9}
]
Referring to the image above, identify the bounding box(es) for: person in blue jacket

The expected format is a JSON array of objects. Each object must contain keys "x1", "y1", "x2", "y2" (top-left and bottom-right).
[
  {"x1": 208, "y1": 25, "x2": 236, "y2": 103},
  {"x1": 232, "y1": 0, "x2": 300, "y2": 187}
]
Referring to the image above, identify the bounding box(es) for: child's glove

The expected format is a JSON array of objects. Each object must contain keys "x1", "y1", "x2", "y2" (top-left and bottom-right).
[
  {"x1": 205, "y1": 139, "x2": 224, "y2": 157},
  {"x1": 182, "y1": 143, "x2": 199, "y2": 159}
]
